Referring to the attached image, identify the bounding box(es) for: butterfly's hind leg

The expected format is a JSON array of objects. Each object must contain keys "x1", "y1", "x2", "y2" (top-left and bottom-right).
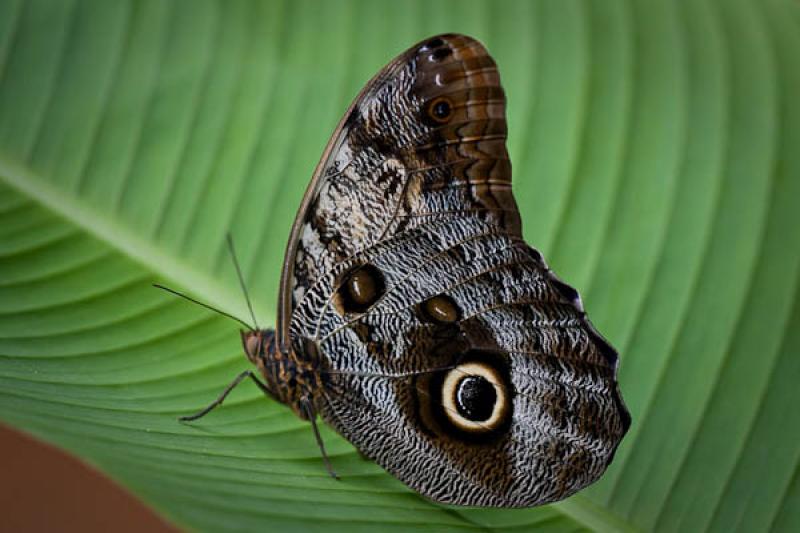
[
  {"x1": 302, "y1": 400, "x2": 340, "y2": 480},
  {"x1": 179, "y1": 370, "x2": 273, "y2": 422}
]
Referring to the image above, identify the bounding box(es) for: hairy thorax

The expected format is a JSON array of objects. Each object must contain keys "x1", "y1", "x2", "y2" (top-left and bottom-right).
[{"x1": 241, "y1": 329, "x2": 322, "y2": 420}]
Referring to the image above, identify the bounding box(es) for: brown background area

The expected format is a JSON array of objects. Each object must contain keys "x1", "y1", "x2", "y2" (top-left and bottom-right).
[{"x1": 0, "y1": 423, "x2": 177, "y2": 532}]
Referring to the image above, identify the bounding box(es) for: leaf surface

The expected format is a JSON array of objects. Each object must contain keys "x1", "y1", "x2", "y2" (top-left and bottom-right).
[{"x1": 1, "y1": 1, "x2": 799, "y2": 531}]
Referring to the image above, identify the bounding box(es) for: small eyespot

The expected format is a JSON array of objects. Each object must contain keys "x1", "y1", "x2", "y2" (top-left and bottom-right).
[
  {"x1": 425, "y1": 96, "x2": 453, "y2": 124},
  {"x1": 430, "y1": 47, "x2": 452, "y2": 61},
  {"x1": 440, "y1": 362, "x2": 510, "y2": 432},
  {"x1": 419, "y1": 294, "x2": 461, "y2": 324},
  {"x1": 424, "y1": 37, "x2": 444, "y2": 50},
  {"x1": 336, "y1": 264, "x2": 385, "y2": 313}
]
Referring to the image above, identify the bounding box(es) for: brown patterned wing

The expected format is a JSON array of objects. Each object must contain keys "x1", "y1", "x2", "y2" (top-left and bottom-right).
[
  {"x1": 289, "y1": 216, "x2": 630, "y2": 506},
  {"x1": 277, "y1": 34, "x2": 519, "y2": 352},
  {"x1": 280, "y1": 34, "x2": 630, "y2": 507}
]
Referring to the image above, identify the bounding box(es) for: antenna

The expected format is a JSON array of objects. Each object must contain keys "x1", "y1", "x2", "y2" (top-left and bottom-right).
[
  {"x1": 152, "y1": 284, "x2": 254, "y2": 330},
  {"x1": 226, "y1": 233, "x2": 260, "y2": 331}
]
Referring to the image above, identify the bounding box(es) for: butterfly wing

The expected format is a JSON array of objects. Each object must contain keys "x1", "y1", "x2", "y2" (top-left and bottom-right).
[
  {"x1": 282, "y1": 34, "x2": 630, "y2": 507},
  {"x1": 277, "y1": 34, "x2": 519, "y2": 353}
]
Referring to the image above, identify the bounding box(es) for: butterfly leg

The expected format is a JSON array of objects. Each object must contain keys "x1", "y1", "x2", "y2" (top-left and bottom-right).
[
  {"x1": 302, "y1": 401, "x2": 340, "y2": 480},
  {"x1": 179, "y1": 370, "x2": 271, "y2": 422}
]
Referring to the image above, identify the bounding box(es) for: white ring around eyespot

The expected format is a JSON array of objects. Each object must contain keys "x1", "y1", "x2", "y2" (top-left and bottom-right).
[{"x1": 440, "y1": 362, "x2": 508, "y2": 432}]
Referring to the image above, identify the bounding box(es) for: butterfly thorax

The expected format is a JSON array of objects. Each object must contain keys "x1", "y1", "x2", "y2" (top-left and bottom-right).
[{"x1": 240, "y1": 329, "x2": 321, "y2": 420}]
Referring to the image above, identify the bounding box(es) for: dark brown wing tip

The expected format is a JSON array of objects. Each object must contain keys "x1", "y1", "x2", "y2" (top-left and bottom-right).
[
  {"x1": 400, "y1": 34, "x2": 496, "y2": 69},
  {"x1": 414, "y1": 33, "x2": 488, "y2": 50}
]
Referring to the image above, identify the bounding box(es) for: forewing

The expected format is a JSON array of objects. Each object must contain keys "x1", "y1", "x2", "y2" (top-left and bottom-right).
[{"x1": 278, "y1": 34, "x2": 519, "y2": 350}]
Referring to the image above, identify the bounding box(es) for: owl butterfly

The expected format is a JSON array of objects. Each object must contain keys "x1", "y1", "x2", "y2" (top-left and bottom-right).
[{"x1": 181, "y1": 34, "x2": 630, "y2": 507}]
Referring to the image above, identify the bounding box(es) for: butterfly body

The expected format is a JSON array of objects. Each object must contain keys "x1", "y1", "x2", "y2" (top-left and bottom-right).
[
  {"x1": 241, "y1": 329, "x2": 321, "y2": 420},
  {"x1": 232, "y1": 34, "x2": 629, "y2": 507}
]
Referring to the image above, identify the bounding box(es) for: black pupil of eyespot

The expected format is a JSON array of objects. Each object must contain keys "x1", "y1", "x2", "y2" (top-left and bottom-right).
[
  {"x1": 432, "y1": 100, "x2": 450, "y2": 119},
  {"x1": 426, "y1": 38, "x2": 444, "y2": 49},
  {"x1": 432, "y1": 47, "x2": 452, "y2": 61},
  {"x1": 455, "y1": 376, "x2": 496, "y2": 422}
]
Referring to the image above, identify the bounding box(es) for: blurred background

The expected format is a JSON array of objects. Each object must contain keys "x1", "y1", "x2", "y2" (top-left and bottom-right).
[
  {"x1": 1, "y1": 0, "x2": 798, "y2": 531},
  {"x1": 0, "y1": 423, "x2": 174, "y2": 531}
]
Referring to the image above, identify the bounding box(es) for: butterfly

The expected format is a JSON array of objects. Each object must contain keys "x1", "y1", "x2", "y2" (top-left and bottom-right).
[{"x1": 176, "y1": 33, "x2": 630, "y2": 508}]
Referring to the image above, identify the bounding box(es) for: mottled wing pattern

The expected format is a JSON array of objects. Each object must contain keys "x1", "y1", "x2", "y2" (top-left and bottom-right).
[
  {"x1": 278, "y1": 34, "x2": 519, "y2": 352},
  {"x1": 284, "y1": 34, "x2": 630, "y2": 507}
]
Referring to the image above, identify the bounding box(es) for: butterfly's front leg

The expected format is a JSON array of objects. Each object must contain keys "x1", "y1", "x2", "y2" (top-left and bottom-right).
[{"x1": 178, "y1": 370, "x2": 273, "y2": 422}]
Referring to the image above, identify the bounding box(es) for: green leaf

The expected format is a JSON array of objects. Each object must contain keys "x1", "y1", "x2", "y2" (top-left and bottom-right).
[{"x1": 2, "y1": 0, "x2": 799, "y2": 531}]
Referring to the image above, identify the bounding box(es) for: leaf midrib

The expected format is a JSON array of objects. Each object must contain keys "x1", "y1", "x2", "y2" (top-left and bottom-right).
[{"x1": 0, "y1": 151, "x2": 264, "y2": 324}]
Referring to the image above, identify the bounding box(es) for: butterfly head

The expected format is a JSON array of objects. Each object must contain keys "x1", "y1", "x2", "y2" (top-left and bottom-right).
[{"x1": 240, "y1": 328, "x2": 276, "y2": 366}]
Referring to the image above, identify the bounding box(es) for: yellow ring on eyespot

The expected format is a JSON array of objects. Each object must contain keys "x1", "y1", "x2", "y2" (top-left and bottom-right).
[{"x1": 441, "y1": 362, "x2": 508, "y2": 432}]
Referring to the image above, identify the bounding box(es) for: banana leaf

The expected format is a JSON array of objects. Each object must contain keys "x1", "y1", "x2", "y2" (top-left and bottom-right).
[{"x1": 1, "y1": 0, "x2": 799, "y2": 531}]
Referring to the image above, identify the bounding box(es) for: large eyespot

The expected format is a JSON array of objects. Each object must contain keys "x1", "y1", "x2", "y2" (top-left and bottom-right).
[
  {"x1": 425, "y1": 96, "x2": 453, "y2": 124},
  {"x1": 336, "y1": 264, "x2": 385, "y2": 313},
  {"x1": 418, "y1": 294, "x2": 461, "y2": 324},
  {"x1": 440, "y1": 362, "x2": 510, "y2": 433}
]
